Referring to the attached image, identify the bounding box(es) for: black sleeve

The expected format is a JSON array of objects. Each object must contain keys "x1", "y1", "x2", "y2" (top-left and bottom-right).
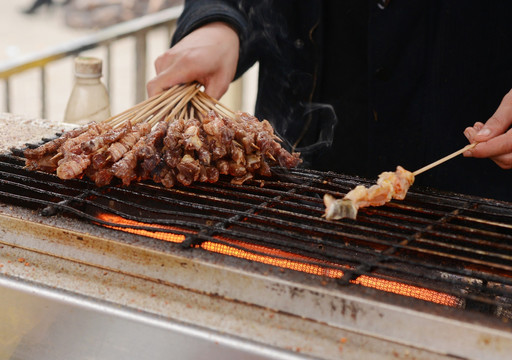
[{"x1": 171, "y1": 0, "x2": 259, "y2": 79}]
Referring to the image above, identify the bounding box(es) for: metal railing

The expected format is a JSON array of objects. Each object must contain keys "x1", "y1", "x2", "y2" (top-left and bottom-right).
[{"x1": 0, "y1": 5, "x2": 183, "y2": 119}]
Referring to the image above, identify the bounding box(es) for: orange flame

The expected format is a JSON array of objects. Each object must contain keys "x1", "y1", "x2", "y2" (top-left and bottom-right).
[{"x1": 96, "y1": 213, "x2": 461, "y2": 307}]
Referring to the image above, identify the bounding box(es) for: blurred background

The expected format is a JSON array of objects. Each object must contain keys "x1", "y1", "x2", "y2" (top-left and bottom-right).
[{"x1": 0, "y1": 0, "x2": 257, "y2": 123}]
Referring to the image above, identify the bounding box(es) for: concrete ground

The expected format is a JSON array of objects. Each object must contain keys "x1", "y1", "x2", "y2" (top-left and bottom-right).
[{"x1": 0, "y1": 1, "x2": 91, "y2": 63}]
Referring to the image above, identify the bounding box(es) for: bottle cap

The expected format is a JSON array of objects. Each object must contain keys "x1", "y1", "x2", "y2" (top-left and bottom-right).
[{"x1": 74, "y1": 56, "x2": 103, "y2": 78}]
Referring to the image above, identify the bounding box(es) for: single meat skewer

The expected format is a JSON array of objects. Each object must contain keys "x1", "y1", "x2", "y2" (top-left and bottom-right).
[
  {"x1": 324, "y1": 143, "x2": 478, "y2": 220},
  {"x1": 324, "y1": 166, "x2": 414, "y2": 220}
]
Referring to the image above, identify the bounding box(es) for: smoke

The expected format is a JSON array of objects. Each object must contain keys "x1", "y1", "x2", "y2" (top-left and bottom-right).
[
  {"x1": 270, "y1": 102, "x2": 338, "y2": 191},
  {"x1": 237, "y1": 0, "x2": 339, "y2": 165},
  {"x1": 292, "y1": 102, "x2": 337, "y2": 152},
  {"x1": 239, "y1": 0, "x2": 287, "y2": 60}
]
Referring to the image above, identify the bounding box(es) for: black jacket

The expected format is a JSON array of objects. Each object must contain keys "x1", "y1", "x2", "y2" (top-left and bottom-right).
[{"x1": 173, "y1": 0, "x2": 512, "y2": 201}]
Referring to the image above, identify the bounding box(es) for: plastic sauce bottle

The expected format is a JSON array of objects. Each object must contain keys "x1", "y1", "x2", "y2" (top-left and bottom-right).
[{"x1": 64, "y1": 56, "x2": 111, "y2": 125}]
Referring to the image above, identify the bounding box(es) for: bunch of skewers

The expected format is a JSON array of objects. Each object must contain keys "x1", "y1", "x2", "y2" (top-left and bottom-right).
[{"x1": 24, "y1": 83, "x2": 302, "y2": 188}]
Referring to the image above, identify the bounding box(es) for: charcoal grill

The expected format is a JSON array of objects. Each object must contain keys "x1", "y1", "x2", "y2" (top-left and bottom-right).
[{"x1": 1, "y1": 132, "x2": 512, "y2": 359}]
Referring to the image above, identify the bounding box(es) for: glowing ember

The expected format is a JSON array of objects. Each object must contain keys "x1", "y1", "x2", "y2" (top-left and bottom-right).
[
  {"x1": 203, "y1": 241, "x2": 345, "y2": 278},
  {"x1": 95, "y1": 213, "x2": 461, "y2": 307},
  {"x1": 97, "y1": 213, "x2": 187, "y2": 243},
  {"x1": 354, "y1": 275, "x2": 461, "y2": 307}
]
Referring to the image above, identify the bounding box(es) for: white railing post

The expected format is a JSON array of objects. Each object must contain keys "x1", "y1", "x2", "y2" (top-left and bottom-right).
[{"x1": 135, "y1": 30, "x2": 148, "y2": 104}]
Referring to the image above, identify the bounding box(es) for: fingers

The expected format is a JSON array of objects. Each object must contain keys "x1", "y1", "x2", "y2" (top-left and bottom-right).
[
  {"x1": 472, "y1": 128, "x2": 512, "y2": 156},
  {"x1": 146, "y1": 66, "x2": 186, "y2": 98},
  {"x1": 492, "y1": 153, "x2": 512, "y2": 169},
  {"x1": 463, "y1": 122, "x2": 483, "y2": 157},
  {"x1": 203, "y1": 73, "x2": 231, "y2": 100},
  {"x1": 464, "y1": 127, "x2": 512, "y2": 168},
  {"x1": 473, "y1": 121, "x2": 484, "y2": 132},
  {"x1": 473, "y1": 89, "x2": 512, "y2": 142},
  {"x1": 146, "y1": 22, "x2": 239, "y2": 99},
  {"x1": 147, "y1": 64, "x2": 232, "y2": 100},
  {"x1": 154, "y1": 51, "x2": 174, "y2": 75},
  {"x1": 147, "y1": 51, "x2": 180, "y2": 97},
  {"x1": 462, "y1": 90, "x2": 512, "y2": 169},
  {"x1": 463, "y1": 122, "x2": 483, "y2": 143},
  {"x1": 146, "y1": 50, "x2": 203, "y2": 97}
]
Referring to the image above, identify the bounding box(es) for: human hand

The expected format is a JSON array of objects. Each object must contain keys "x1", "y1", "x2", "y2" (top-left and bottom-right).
[
  {"x1": 463, "y1": 89, "x2": 512, "y2": 169},
  {"x1": 146, "y1": 22, "x2": 240, "y2": 99}
]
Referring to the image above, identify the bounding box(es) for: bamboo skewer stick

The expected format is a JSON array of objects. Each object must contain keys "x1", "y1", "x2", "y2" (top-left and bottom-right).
[
  {"x1": 190, "y1": 97, "x2": 210, "y2": 116},
  {"x1": 103, "y1": 86, "x2": 176, "y2": 127},
  {"x1": 166, "y1": 85, "x2": 201, "y2": 121},
  {"x1": 413, "y1": 143, "x2": 477, "y2": 176},
  {"x1": 105, "y1": 84, "x2": 187, "y2": 128},
  {"x1": 197, "y1": 95, "x2": 234, "y2": 120},
  {"x1": 146, "y1": 88, "x2": 191, "y2": 126},
  {"x1": 98, "y1": 83, "x2": 232, "y2": 130},
  {"x1": 197, "y1": 91, "x2": 235, "y2": 115},
  {"x1": 133, "y1": 85, "x2": 191, "y2": 125},
  {"x1": 129, "y1": 86, "x2": 181, "y2": 124},
  {"x1": 177, "y1": 105, "x2": 188, "y2": 121}
]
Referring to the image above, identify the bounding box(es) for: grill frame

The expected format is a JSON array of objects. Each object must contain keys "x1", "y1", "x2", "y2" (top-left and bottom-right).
[
  {"x1": 2, "y1": 147, "x2": 512, "y2": 327},
  {"x1": 2, "y1": 146, "x2": 512, "y2": 359}
]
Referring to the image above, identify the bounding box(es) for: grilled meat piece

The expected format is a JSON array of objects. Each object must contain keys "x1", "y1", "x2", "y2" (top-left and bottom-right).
[
  {"x1": 107, "y1": 122, "x2": 151, "y2": 164},
  {"x1": 205, "y1": 166, "x2": 219, "y2": 183},
  {"x1": 111, "y1": 122, "x2": 170, "y2": 185},
  {"x1": 277, "y1": 148, "x2": 302, "y2": 168},
  {"x1": 216, "y1": 159, "x2": 229, "y2": 175},
  {"x1": 228, "y1": 160, "x2": 247, "y2": 177},
  {"x1": 81, "y1": 121, "x2": 130, "y2": 154},
  {"x1": 182, "y1": 118, "x2": 204, "y2": 151},
  {"x1": 231, "y1": 172, "x2": 253, "y2": 185},
  {"x1": 56, "y1": 153, "x2": 91, "y2": 180},
  {"x1": 258, "y1": 159, "x2": 272, "y2": 177},
  {"x1": 85, "y1": 166, "x2": 114, "y2": 187},
  {"x1": 152, "y1": 163, "x2": 176, "y2": 188},
  {"x1": 25, "y1": 153, "x2": 60, "y2": 172},
  {"x1": 111, "y1": 136, "x2": 146, "y2": 186},
  {"x1": 163, "y1": 147, "x2": 182, "y2": 168},
  {"x1": 230, "y1": 141, "x2": 246, "y2": 165},
  {"x1": 245, "y1": 154, "x2": 261, "y2": 172},
  {"x1": 203, "y1": 111, "x2": 233, "y2": 160},
  {"x1": 176, "y1": 153, "x2": 201, "y2": 186},
  {"x1": 163, "y1": 118, "x2": 185, "y2": 150},
  {"x1": 59, "y1": 122, "x2": 105, "y2": 155},
  {"x1": 138, "y1": 121, "x2": 168, "y2": 179},
  {"x1": 24, "y1": 126, "x2": 88, "y2": 160}
]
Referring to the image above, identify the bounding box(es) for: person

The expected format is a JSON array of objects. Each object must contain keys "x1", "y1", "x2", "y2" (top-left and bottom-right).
[
  {"x1": 23, "y1": 0, "x2": 71, "y2": 15},
  {"x1": 147, "y1": 0, "x2": 512, "y2": 201}
]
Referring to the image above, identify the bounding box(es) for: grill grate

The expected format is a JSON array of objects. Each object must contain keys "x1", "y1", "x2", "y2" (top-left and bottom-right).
[{"x1": 2, "y1": 148, "x2": 512, "y2": 324}]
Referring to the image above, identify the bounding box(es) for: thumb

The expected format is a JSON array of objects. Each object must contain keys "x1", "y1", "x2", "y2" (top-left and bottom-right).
[{"x1": 475, "y1": 89, "x2": 512, "y2": 142}]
